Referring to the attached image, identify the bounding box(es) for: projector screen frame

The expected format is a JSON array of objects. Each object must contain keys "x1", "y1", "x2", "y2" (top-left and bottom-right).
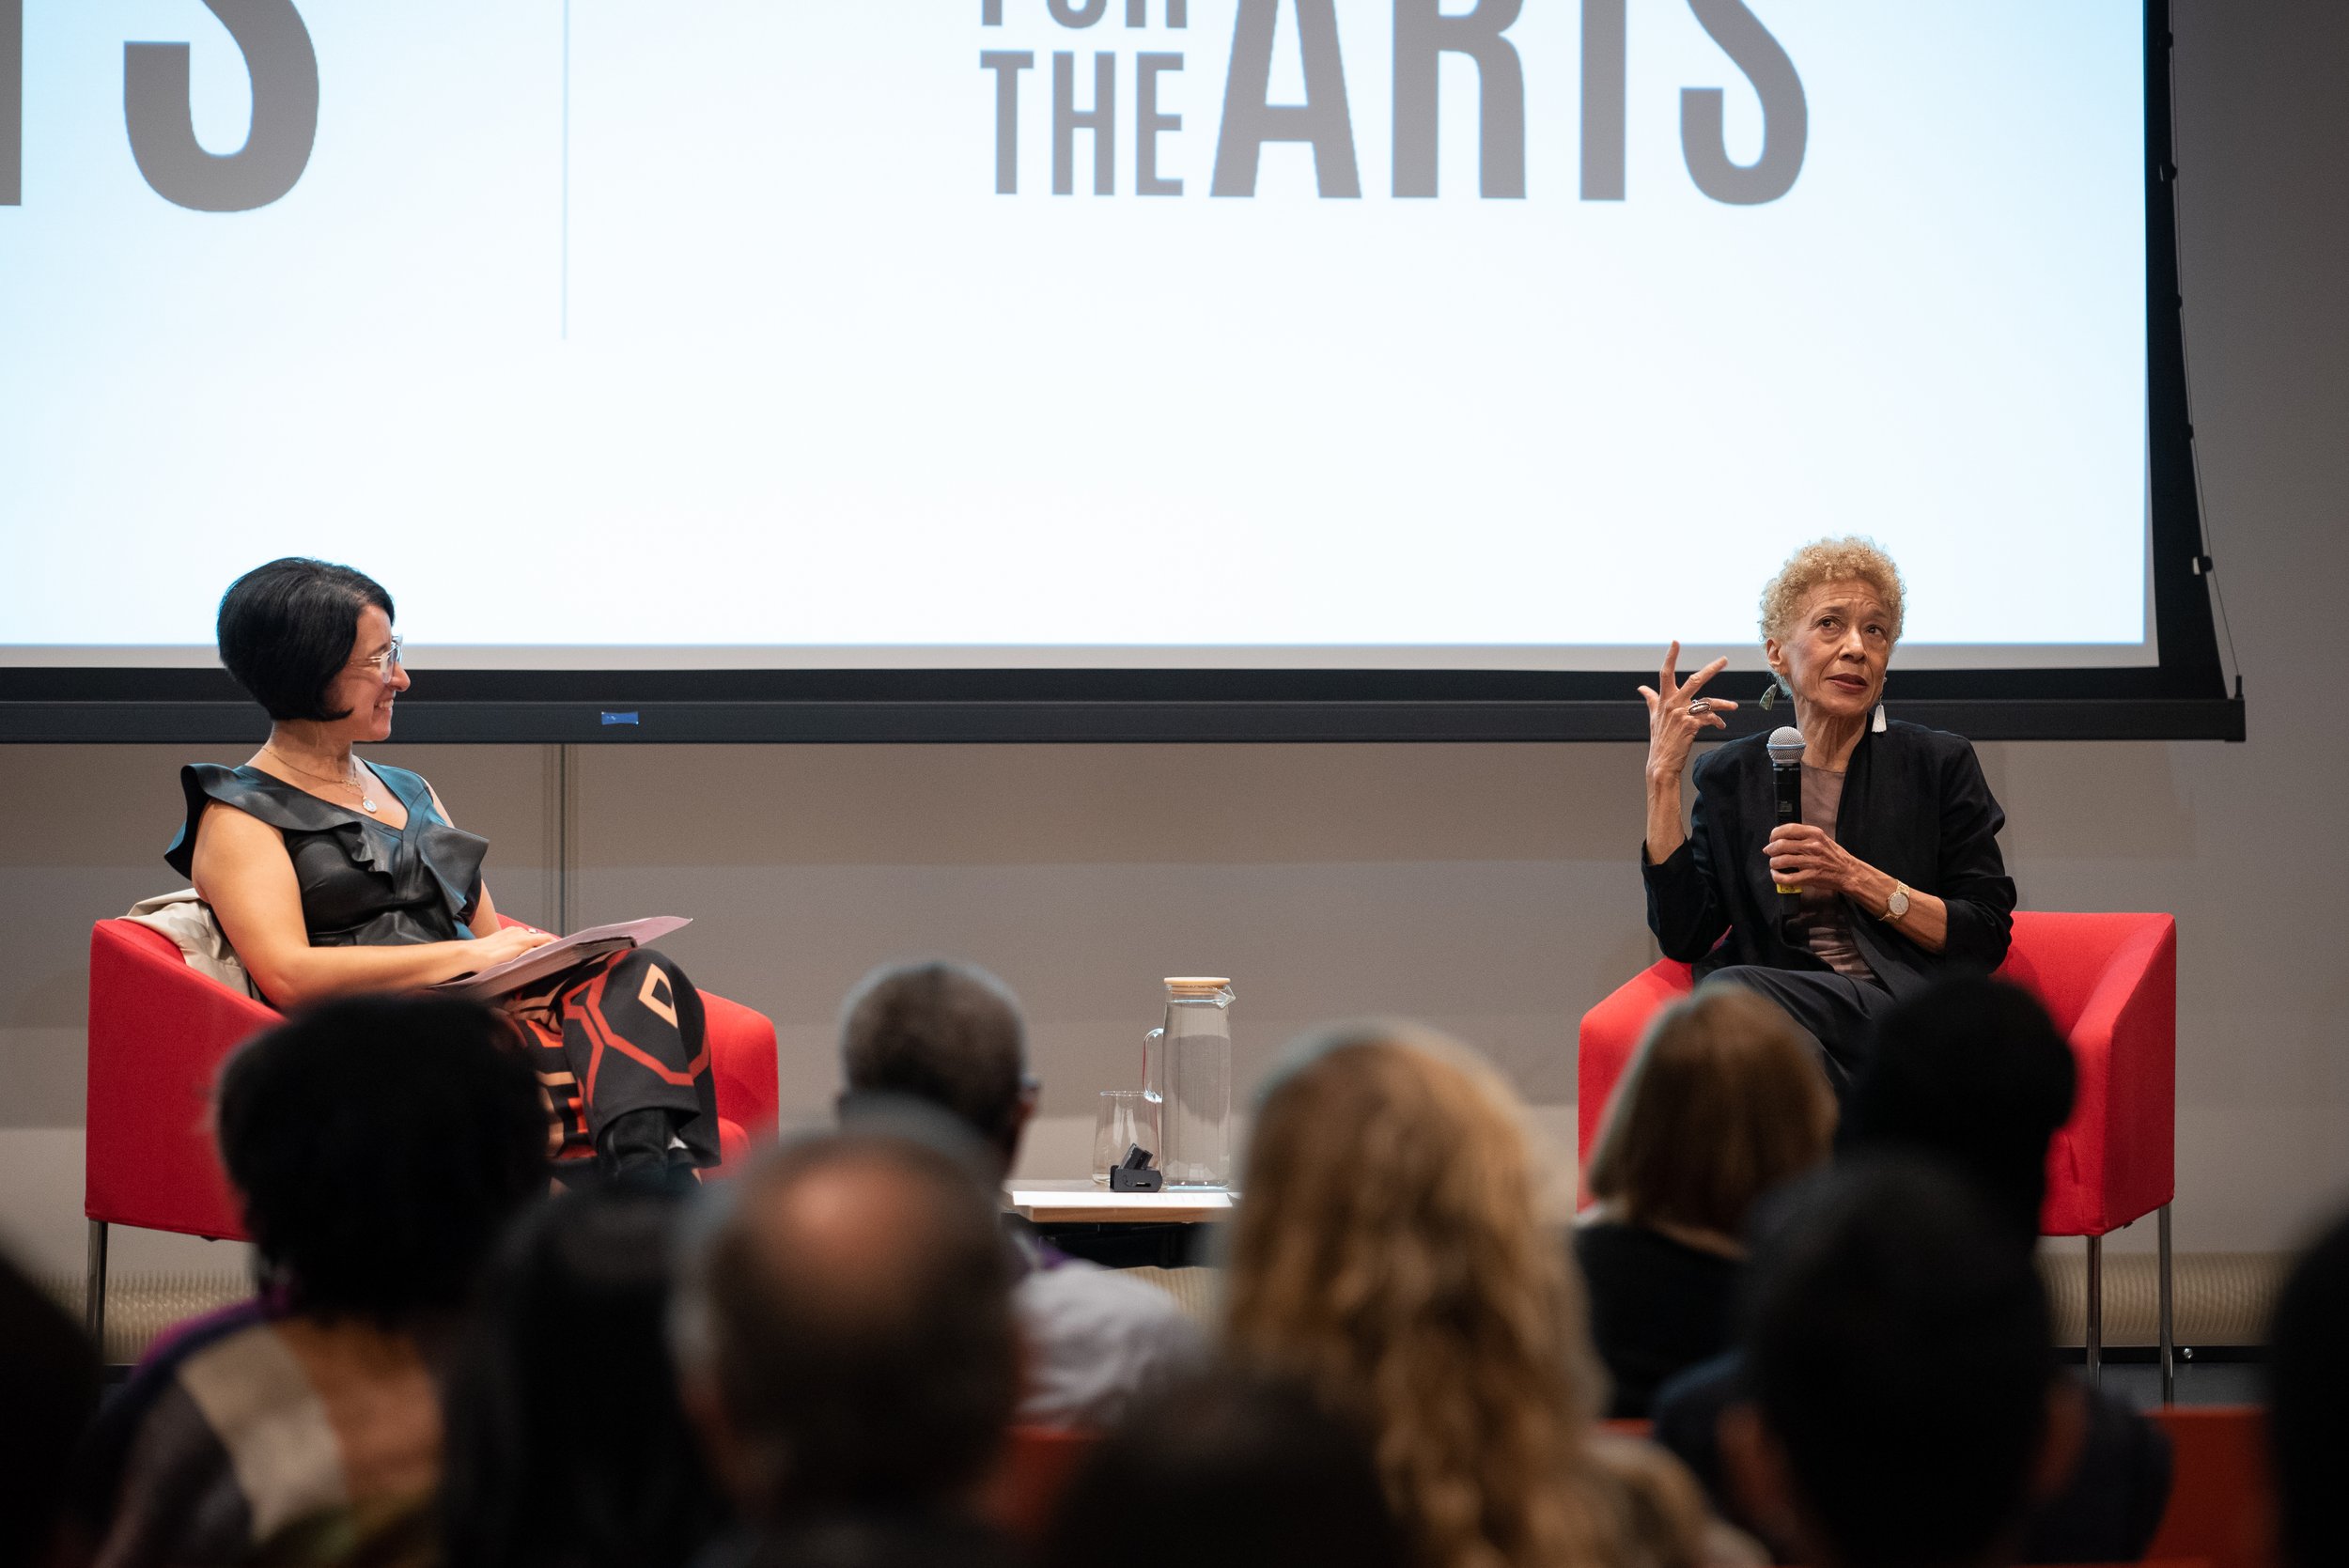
[{"x1": 0, "y1": 0, "x2": 2243, "y2": 747}]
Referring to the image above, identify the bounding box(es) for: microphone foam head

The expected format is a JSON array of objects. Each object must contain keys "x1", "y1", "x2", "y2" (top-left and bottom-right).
[{"x1": 1766, "y1": 726, "x2": 1806, "y2": 767}]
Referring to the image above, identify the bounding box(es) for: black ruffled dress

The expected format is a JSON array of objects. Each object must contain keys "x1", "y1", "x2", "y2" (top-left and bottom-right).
[{"x1": 167, "y1": 763, "x2": 718, "y2": 1167}]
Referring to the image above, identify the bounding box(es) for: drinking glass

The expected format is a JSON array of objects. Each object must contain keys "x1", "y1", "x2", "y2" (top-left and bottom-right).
[{"x1": 1092, "y1": 1089, "x2": 1160, "y2": 1185}]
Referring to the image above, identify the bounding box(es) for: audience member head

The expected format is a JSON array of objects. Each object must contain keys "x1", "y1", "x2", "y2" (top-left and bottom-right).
[
  {"x1": 838, "y1": 960, "x2": 1034, "y2": 1173},
  {"x1": 2268, "y1": 1207, "x2": 2349, "y2": 1568},
  {"x1": 441, "y1": 1187, "x2": 723, "y2": 1568},
  {"x1": 217, "y1": 994, "x2": 548, "y2": 1325},
  {"x1": 673, "y1": 1120, "x2": 1019, "y2": 1524},
  {"x1": 1720, "y1": 1157, "x2": 2080, "y2": 1568},
  {"x1": 1225, "y1": 1022, "x2": 1622, "y2": 1568},
  {"x1": 1843, "y1": 977, "x2": 2076, "y2": 1245},
  {"x1": 0, "y1": 1248, "x2": 100, "y2": 1568},
  {"x1": 1585, "y1": 984, "x2": 1836, "y2": 1241},
  {"x1": 215, "y1": 556, "x2": 397, "y2": 722},
  {"x1": 1040, "y1": 1370, "x2": 1408, "y2": 1568}
]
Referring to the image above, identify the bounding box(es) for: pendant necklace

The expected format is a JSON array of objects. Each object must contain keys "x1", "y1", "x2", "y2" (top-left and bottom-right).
[{"x1": 264, "y1": 746, "x2": 379, "y2": 813}]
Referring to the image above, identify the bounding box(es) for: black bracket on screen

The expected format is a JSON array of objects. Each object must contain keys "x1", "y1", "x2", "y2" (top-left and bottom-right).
[{"x1": 1109, "y1": 1143, "x2": 1164, "y2": 1192}]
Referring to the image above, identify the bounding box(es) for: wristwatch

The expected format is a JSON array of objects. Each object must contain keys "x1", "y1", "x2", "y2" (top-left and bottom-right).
[{"x1": 1882, "y1": 882, "x2": 1911, "y2": 922}]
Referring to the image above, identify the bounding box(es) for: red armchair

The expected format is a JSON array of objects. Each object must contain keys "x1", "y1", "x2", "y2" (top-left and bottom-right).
[
  {"x1": 86, "y1": 916, "x2": 782, "y2": 1343},
  {"x1": 1578, "y1": 911, "x2": 2178, "y2": 1393}
]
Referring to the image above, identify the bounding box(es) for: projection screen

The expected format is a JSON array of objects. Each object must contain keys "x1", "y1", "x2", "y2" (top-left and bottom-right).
[{"x1": 0, "y1": 0, "x2": 2240, "y2": 741}]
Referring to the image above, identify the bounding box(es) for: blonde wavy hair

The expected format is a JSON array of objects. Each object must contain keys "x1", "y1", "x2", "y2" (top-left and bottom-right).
[
  {"x1": 1224, "y1": 1025, "x2": 1707, "y2": 1568},
  {"x1": 1758, "y1": 536, "x2": 1906, "y2": 645}
]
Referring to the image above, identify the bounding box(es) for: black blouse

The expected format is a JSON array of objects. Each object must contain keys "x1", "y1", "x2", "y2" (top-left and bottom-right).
[
  {"x1": 1641, "y1": 720, "x2": 2016, "y2": 996},
  {"x1": 165, "y1": 763, "x2": 487, "y2": 948},
  {"x1": 1574, "y1": 1220, "x2": 1741, "y2": 1420}
]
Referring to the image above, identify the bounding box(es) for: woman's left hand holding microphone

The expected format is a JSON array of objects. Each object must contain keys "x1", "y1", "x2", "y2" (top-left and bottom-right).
[{"x1": 1766, "y1": 824, "x2": 1892, "y2": 906}]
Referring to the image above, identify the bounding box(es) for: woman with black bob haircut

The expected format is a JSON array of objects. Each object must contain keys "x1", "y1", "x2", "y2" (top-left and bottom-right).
[
  {"x1": 217, "y1": 556, "x2": 402, "y2": 723},
  {"x1": 441, "y1": 1187, "x2": 726, "y2": 1568},
  {"x1": 168, "y1": 557, "x2": 719, "y2": 1182}
]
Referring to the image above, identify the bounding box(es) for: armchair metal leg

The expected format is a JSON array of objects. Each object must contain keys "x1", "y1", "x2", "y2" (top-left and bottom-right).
[
  {"x1": 2158, "y1": 1203, "x2": 2175, "y2": 1405},
  {"x1": 2084, "y1": 1234, "x2": 2103, "y2": 1387},
  {"x1": 86, "y1": 1219, "x2": 109, "y2": 1350}
]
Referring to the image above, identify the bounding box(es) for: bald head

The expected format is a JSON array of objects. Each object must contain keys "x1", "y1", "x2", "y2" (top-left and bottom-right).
[
  {"x1": 742, "y1": 1149, "x2": 975, "y2": 1333},
  {"x1": 677, "y1": 1128, "x2": 1018, "y2": 1519}
]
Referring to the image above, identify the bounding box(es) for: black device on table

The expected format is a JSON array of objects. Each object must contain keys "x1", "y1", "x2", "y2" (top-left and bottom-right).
[{"x1": 1109, "y1": 1142, "x2": 1164, "y2": 1192}]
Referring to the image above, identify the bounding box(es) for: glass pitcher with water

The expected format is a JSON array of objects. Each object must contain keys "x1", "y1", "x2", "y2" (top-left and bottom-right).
[{"x1": 1142, "y1": 977, "x2": 1234, "y2": 1188}]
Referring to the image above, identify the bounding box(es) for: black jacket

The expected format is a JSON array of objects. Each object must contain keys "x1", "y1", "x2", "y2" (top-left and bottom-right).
[{"x1": 1641, "y1": 720, "x2": 2016, "y2": 993}]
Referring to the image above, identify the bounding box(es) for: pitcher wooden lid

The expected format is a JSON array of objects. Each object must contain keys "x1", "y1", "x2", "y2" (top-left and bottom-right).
[{"x1": 1163, "y1": 976, "x2": 1232, "y2": 997}]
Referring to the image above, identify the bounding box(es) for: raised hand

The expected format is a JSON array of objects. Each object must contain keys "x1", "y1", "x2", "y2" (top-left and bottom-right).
[{"x1": 1637, "y1": 641, "x2": 1740, "y2": 783}]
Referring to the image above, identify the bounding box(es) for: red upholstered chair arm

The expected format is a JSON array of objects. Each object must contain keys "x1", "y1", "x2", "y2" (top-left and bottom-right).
[
  {"x1": 86, "y1": 920, "x2": 277, "y2": 1240},
  {"x1": 1577, "y1": 957, "x2": 1696, "y2": 1171},
  {"x1": 2041, "y1": 916, "x2": 2177, "y2": 1236},
  {"x1": 703, "y1": 992, "x2": 781, "y2": 1144}
]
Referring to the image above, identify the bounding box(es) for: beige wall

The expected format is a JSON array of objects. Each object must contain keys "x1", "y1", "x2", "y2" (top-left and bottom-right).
[{"x1": 3, "y1": 0, "x2": 2344, "y2": 1281}]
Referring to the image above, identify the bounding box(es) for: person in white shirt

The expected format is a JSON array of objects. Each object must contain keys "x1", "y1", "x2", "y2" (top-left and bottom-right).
[{"x1": 837, "y1": 960, "x2": 1204, "y2": 1429}]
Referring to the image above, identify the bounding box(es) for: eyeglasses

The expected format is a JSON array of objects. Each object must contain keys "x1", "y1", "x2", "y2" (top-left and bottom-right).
[{"x1": 357, "y1": 634, "x2": 405, "y2": 682}]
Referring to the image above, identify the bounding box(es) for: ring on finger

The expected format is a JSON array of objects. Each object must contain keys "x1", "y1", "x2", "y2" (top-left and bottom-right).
[{"x1": 1688, "y1": 698, "x2": 1712, "y2": 716}]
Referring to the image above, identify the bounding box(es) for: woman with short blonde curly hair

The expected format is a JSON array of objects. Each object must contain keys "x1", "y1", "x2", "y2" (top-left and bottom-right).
[
  {"x1": 1756, "y1": 536, "x2": 1906, "y2": 664},
  {"x1": 1224, "y1": 1025, "x2": 1731, "y2": 1568},
  {"x1": 1634, "y1": 536, "x2": 2016, "y2": 1095}
]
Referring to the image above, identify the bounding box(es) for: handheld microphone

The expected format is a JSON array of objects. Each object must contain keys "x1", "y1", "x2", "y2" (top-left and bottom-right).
[{"x1": 1766, "y1": 726, "x2": 1805, "y2": 896}]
